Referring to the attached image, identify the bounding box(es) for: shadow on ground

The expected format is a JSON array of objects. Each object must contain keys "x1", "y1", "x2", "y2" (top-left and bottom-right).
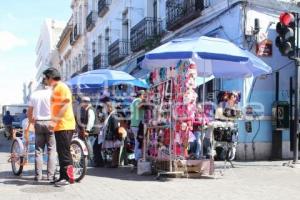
[
  {"x1": 86, "y1": 165, "x2": 219, "y2": 182},
  {"x1": 86, "y1": 166, "x2": 162, "y2": 182}
]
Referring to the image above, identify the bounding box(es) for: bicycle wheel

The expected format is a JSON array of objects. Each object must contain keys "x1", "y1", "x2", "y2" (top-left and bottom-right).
[
  {"x1": 70, "y1": 140, "x2": 87, "y2": 182},
  {"x1": 10, "y1": 139, "x2": 24, "y2": 176}
]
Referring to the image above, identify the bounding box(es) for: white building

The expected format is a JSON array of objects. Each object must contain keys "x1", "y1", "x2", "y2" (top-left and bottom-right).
[
  {"x1": 56, "y1": 17, "x2": 73, "y2": 81},
  {"x1": 68, "y1": 0, "x2": 89, "y2": 77},
  {"x1": 35, "y1": 19, "x2": 66, "y2": 83}
]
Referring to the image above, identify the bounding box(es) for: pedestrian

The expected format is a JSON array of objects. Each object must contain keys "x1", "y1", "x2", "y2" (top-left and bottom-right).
[
  {"x1": 2, "y1": 111, "x2": 14, "y2": 140},
  {"x1": 19, "y1": 109, "x2": 27, "y2": 123},
  {"x1": 93, "y1": 105, "x2": 106, "y2": 167},
  {"x1": 102, "y1": 101, "x2": 119, "y2": 167},
  {"x1": 77, "y1": 96, "x2": 99, "y2": 166},
  {"x1": 26, "y1": 78, "x2": 56, "y2": 182},
  {"x1": 130, "y1": 90, "x2": 146, "y2": 162},
  {"x1": 43, "y1": 67, "x2": 76, "y2": 187}
]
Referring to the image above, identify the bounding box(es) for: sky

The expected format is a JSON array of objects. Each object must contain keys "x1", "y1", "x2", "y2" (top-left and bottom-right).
[{"x1": 0, "y1": 0, "x2": 71, "y2": 107}]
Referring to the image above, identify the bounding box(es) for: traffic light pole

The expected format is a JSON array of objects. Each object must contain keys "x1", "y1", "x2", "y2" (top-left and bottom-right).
[
  {"x1": 293, "y1": 13, "x2": 300, "y2": 164},
  {"x1": 293, "y1": 58, "x2": 300, "y2": 163}
]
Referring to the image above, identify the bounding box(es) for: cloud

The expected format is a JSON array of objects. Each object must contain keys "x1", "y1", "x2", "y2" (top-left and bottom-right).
[{"x1": 0, "y1": 31, "x2": 28, "y2": 52}]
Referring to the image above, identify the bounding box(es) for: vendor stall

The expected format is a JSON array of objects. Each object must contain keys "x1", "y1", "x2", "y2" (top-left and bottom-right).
[
  {"x1": 144, "y1": 60, "x2": 214, "y2": 176},
  {"x1": 141, "y1": 36, "x2": 272, "y2": 177}
]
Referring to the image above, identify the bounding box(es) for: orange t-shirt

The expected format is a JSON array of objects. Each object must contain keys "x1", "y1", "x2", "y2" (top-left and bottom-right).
[{"x1": 51, "y1": 81, "x2": 76, "y2": 132}]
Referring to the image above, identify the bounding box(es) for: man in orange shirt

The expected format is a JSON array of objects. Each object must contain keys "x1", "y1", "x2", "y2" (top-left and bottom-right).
[{"x1": 43, "y1": 67, "x2": 76, "y2": 187}]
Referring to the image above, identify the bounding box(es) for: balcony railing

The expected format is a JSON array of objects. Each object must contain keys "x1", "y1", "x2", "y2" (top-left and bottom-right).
[
  {"x1": 98, "y1": 0, "x2": 111, "y2": 17},
  {"x1": 108, "y1": 39, "x2": 129, "y2": 65},
  {"x1": 166, "y1": 0, "x2": 204, "y2": 31},
  {"x1": 86, "y1": 11, "x2": 97, "y2": 31},
  {"x1": 130, "y1": 17, "x2": 163, "y2": 52},
  {"x1": 93, "y1": 53, "x2": 109, "y2": 69}
]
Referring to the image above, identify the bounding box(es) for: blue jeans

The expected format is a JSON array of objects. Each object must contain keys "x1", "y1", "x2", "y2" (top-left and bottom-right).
[
  {"x1": 189, "y1": 131, "x2": 202, "y2": 159},
  {"x1": 86, "y1": 135, "x2": 97, "y2": 161}
]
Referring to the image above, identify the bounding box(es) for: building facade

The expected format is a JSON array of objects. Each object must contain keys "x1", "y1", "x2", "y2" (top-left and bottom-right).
[
  {"x1": 35, "y1": 19, "x2": 65, "y2": 83},
  {"x1": 53, "y1": 0, "x2": 300, "y2": 160}
]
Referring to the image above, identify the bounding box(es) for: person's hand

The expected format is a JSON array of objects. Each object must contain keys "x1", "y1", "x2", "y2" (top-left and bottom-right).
[
  {"x1": 80, "y1": 131, "x2": 89, "y2": 138},
  {"x1": 84, "y1": 131, "x2": 89, "y2": 137},
  {"x1": 48, "y1": 121, "x2": 57, "y2": 131}
]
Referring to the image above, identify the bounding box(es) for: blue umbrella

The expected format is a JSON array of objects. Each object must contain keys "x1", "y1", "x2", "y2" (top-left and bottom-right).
[
  {"x1": 66, "y1": 69, "x2": 149, "y2": 89},
  {"x1": 141, "y1": 36, "x2": 272, "y2": 78}
]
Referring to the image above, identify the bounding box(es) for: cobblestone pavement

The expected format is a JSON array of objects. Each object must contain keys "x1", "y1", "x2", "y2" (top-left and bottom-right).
[{"x1": 0, "y1": 130, "x2": 300, "y2": 200}]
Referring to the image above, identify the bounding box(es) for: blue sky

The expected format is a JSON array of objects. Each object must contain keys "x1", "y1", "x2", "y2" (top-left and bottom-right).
[{"x1": 0, "y1": 0, "x2": 71, "y2": 106}]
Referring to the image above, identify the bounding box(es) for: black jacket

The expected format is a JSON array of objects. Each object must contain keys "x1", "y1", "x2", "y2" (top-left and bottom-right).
[{"x1": 105, "y1": 112, "x2": 119, "y2": 141}]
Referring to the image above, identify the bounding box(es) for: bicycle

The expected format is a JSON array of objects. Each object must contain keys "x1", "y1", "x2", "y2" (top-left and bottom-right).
[{"x1": 9, "y1": 129, "x2": 88, "y2": 182}]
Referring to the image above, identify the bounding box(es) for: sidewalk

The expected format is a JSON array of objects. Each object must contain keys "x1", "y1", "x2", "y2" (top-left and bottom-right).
[{"x1": 0, "y1": 131, "x2": 300, "y2": 200}]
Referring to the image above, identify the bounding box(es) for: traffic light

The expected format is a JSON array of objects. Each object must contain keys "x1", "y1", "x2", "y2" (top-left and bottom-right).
[{"x1": 275, "y1": 12, "x2": 296, "y2": 57}]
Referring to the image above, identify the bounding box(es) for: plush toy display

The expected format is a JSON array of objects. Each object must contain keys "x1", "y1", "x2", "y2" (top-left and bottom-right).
[{"x1": 145, "y1": 59, "x2": 214, "y2": 160}]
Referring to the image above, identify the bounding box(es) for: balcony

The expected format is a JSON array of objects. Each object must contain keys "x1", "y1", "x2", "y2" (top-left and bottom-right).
[
  {"x1": 130, "y1": 17, "x2": 163, "y2": 52},
  {"x1": 86, "y1": 11, "x2": 97, "y2": 31},
  {"x1": 93, "y1": 53, "x2": 109, "y2": 69},
  {"x1": 108, "y1": 40, "x2": 129, "y2": 65},
  {"x1": 98, "y1": 0, "x2": 111, "y2": 17},
  {"x1": 166, "y1": 0, "x2": 204, "y2": 31}
]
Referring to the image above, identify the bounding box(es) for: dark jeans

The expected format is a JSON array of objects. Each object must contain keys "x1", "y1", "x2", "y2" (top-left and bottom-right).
[
  {"x1": 54, "y1": 130, "x2": 74, "y2": 180},
  {"x1": 34, "y1": 121, "x2": 56, "y2": 180},
  {"x1": 93, "y1": 136, "x2": 104, "y2": 167}
]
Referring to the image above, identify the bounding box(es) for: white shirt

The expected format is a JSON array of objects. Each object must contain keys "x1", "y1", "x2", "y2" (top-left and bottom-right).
[
  {"x1": 86, "y1": 107, "x2": 95, "y2": 132},
  {"x1": 28, "y1": 88, "x2": 52, "y2": 120}
]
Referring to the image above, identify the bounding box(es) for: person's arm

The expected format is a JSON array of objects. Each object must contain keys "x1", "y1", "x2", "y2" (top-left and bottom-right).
[
  {"x1": 24, "y1": 106, "x2": 35, "y2": 145},
  {"x1": 27, "y1": 106, "x2": 34, "y2": 124},
  {"x1": 86, "y1": 108, "x2": 95, "y2": 132},
  {"x1": 24, "y1": 121, "x2": 31, "y2": 146}
]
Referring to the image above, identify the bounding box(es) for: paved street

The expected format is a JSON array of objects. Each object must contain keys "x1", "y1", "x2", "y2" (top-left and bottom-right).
[{"x1": 0, "y1": 132, "x2": 300, "y2": 200}]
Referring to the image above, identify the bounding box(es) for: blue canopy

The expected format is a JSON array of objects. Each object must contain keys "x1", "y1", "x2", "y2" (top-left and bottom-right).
[
  {"x1": 142, "y1": 36, "x2": 272, "y2": 78},
  {"x1": 66, "y1": 69, "x2": 149, "y2": 89}
]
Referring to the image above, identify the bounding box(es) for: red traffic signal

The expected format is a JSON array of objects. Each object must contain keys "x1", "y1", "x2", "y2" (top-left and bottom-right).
[
  {"x1": 279, "y1": 12, "x2": 295, "y2": 26},
  {"x1": 276, "y1": 12, "x2": 296, "y2": 56}
]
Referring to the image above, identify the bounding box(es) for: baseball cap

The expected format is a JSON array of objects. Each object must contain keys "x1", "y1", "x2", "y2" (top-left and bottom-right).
[{"x1": 81, "y1": 96, "x2": 91, "y2": 102}]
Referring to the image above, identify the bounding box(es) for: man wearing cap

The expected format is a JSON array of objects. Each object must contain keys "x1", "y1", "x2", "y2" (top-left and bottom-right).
[
  {"x1": 77, "y1": 96, "x2": 98, "y2": 166},
  {"x1": 43, "y1": 67, "x2": 76, "y2": 187},
  {"x1": 130, "y1": 90, "x2": 146, "y2": 162},
  {"x1": 26, "y1": 78, "x2": 56, "y2": 182}
]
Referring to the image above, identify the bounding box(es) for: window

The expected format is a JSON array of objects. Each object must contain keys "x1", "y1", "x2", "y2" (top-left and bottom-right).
[
  {"x1": 92, "y1": 41, "x2": 96, "y2": 57},
  {"x1": 79, "y1": 5, "x2": 82, "y2": 33},
  {"x1": 153, "y1": 0, "x2": 157, "y2": 19},
  {"x1": 197, "y1": 79, "x2": 220, "y2": 102},
  {"x1": 105, "y1": 28, "x2": 110, "y2": 53},
  {"x1": 98, "y1": 35, "x2": 102, "y2": 54},
  {"x1": 122, "y1": 10, "x2": 129, "y2": 40}
]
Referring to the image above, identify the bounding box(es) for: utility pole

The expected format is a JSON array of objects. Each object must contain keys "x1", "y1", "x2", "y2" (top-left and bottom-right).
[{"x1": 275, "y1": 12, "x2": 299, "y2": 163}]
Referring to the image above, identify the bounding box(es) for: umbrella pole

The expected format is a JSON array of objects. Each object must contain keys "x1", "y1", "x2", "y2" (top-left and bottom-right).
[{"x1": 201, "y1": 76, "x2": 205, "y2": 159}]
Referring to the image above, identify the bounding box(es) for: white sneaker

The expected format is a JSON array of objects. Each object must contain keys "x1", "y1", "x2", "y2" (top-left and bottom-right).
[{"x1": 54, "y1": 179, "x2": 70, "y2": 187}]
